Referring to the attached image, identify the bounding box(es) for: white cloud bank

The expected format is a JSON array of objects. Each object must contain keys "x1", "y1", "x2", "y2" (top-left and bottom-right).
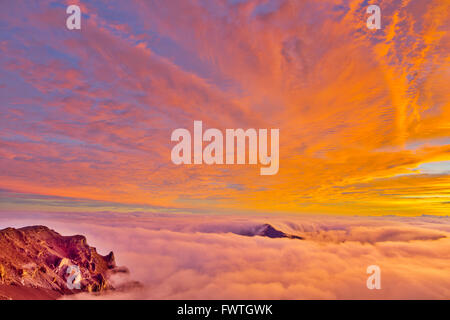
[{"x1": 1, "y1": 212, "x2": 449, "y2": 299}]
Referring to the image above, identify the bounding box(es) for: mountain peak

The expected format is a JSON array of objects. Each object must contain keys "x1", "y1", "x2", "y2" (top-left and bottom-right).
[
  {"x1": 0, "y1": 225, "x2": 131, "y2": 300},
  {"x1": 238, "y1": 223, "x2": 304, "y2": 240}
]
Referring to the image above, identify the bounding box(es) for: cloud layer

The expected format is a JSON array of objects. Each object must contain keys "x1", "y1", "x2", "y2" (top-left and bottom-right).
[{"x1": 1, "y1": 212, "x2": 448, "y2": 299}]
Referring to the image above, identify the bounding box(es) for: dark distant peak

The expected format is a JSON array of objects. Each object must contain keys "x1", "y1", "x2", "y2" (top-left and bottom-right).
[
  {"x1": 256, "y1": 224, "x2": 286, "y2": 238},
  {"x1": 239, "y1": 223, "x2": 304, "y2": 240}
]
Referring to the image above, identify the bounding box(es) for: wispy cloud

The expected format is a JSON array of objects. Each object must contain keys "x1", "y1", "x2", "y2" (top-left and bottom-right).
[{"x1": 0, "y1": 0, "x2": 449, "y2": 215}]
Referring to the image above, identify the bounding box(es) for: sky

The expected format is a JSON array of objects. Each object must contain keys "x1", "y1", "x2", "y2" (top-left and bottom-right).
[{"x1": 1, "y1": 0, "x2": 449, "y2": 216}]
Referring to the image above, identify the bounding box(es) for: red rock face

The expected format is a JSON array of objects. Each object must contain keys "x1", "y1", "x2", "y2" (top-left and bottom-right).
[{"x1": 0, "y1": 225, "x2": 128, "y2": 300}]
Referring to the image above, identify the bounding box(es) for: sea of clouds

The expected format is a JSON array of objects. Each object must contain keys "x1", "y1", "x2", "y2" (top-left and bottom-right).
[{"x1": 0, "y1": 212, "x2": 449, "y2": 299}]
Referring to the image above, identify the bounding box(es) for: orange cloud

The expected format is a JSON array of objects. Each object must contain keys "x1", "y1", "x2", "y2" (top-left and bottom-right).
[{"x1": 0, "y1": 0, "x2": 449, "y2": 215}]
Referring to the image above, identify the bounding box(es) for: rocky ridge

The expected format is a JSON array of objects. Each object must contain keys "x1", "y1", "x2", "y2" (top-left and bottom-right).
[{"x1": 0, "y1": 225, "x2": 131, "y2": 299}]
